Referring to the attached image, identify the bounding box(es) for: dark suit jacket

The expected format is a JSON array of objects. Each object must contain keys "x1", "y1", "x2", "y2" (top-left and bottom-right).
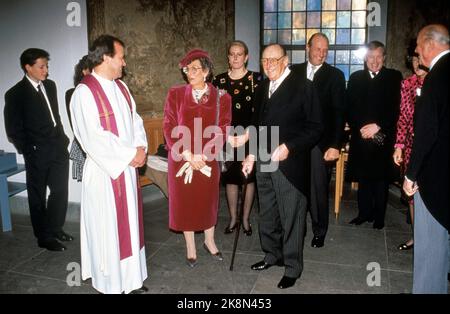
[
  {"x1": 346, "y1": 67, "x2": 402, "y2": 181},
  {"x1": 4, "y1": 77, "x2": 69, "y2": 154},
  {"x1": 406, "y1": 53, "x2": 449, "y2": 230},
  {"x1": 290, "y1": 62, "x2": 346, "y2": 152},
  {"x1": 252, "y1": 70, "x2": 323, "y2": 195}
]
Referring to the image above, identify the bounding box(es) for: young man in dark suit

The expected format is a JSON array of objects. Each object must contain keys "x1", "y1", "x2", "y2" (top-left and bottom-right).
[
  {"x1": 242, "y1": 44, "x2": 322, "y2": 289},
  {"x1": 403, "y1": 24, "x2": 449, "y2": 294},
  {"x1": 346, "y1": 41, "x2": 402, "y2": 230},
  {"x1": 291, "y1": 33, "x2": 346, "y2": 248},
  {"x1": 4, "y1": 48, "x2": 71, "y2": 251}
]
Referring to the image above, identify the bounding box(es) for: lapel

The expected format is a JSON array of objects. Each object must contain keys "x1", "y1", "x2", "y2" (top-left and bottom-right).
[
  {"x1": 313, "y1": 62, "x2": 328, "y2": 84},
  {"x1": 21, "y1": 77, "x2": 57, "y2": 123}
]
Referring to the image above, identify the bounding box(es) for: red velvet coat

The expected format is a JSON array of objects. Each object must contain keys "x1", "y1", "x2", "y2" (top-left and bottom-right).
[{"x1": 163, "y1": 83, "x2": 231, "y2": 231}]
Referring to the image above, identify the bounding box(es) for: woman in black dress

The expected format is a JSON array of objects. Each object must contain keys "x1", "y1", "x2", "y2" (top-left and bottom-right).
[{"x1": 213, "y1": 40, "x2": 262, "y2": 236}]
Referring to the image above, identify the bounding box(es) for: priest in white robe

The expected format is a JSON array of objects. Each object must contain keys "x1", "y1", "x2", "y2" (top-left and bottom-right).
[{"x1": 70, "y1": 35, "x2": 148, "y2": 294}]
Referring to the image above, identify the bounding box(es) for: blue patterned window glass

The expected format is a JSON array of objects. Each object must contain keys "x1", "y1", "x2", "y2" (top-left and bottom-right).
[
  {"x1": 264, "y1": 30, "x2": 277, "y2": 45},
  {"x1": 264, "y1": 13, "x2": 277, "y2": 29},
  {"x1": 350, "y1": 64, "x2": 364, "y2": 75},
  {"x1": 263, "y1": 0, "x2": 370, "y2": 81},
  {"x1": 322, "y1": 12, "x2": 336, "y2": 28},
  {"x1": 278, "y1": 0, "x2": 292, "y2": 11},
  {"x1": 322, "y1": 0, "x2": 336, "y2": 10},
  {"x1": 293, "y1": 0, "x2": 307, "y2": 11},
  {"x1": 336, "y1": 28, "x2": 350, "y2": 44},
  {"x1": 265, "y1": 0, "x2": 278, "y2": 12},
  {"x1": 326, "y1": 50, "x2": 335, "y2": 64},
  {"x1": 278, "y1": 30, "x2": 292, "y2": 44},
  {"x1": 351, "y1": 29, "x2": 365, "y2": 44},
  {"x1": 352, "y1": 0, "x2": 367, "y2": 10},
  {"x1": 292, "y1": 29, "x2": 306, "y2": 44},
  {"x1": 336, "y1": 50, "x2": 350, "y2": 63},
  {"x1": 278, "y1": 13, "x2": 292, "y2": 29},
  {"x1": 307, "y1": 12, "x2": 321, "y2": 28},
  {"x1": 322, "y1": 29, "x2": 335, "y2": 44},
  {"x1": 336, "y1": 64, "x2": 350, "y2": 80},
  {"x1": 292, "y1": 50, "x2": 306, "y2": 64},
  {"x1": 337, "y1": 11, "x2": 351, "y2": 28},
  {"x1": 307, "y1": 0, "x2": 321, "y2": 10},
  {"x1": 337, "y1": 0, "x2": 351, "y2": 10},
  {"x1": 352, "y1": 11, "x2": 366, "y2": 27},
  {"x1": 293, "y1": 12, "x2": 306, "y2": 28}
]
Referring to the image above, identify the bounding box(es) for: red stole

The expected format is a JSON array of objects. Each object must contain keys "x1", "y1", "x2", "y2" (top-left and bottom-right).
[{"x1": 81, "y1": 74, "x2": 144, "y2": 260}]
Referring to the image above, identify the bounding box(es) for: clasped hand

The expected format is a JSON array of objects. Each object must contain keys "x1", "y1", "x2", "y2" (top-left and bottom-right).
[
  {"x1": 176, "y1": 150, "x2": 211, "y2": 184},
  {"x1": 360, "y1": 123, "x2": 380, "y2": 139},
  {"x1": 129, "y1": 146, "x2": 146, "y2": 168}
]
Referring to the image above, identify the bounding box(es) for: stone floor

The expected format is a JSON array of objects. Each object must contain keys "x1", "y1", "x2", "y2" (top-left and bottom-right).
[{"x1": 0, "y1": 182, "x2": 421, "y2": 294}]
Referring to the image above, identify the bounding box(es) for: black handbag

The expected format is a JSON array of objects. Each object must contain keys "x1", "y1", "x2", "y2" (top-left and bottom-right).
[
  {"x1": 372, "y1": 130, "x2": 386, "y2": 146},
  {"x1": 215, "y1": 87, "x2": 231, "y2": 172}
]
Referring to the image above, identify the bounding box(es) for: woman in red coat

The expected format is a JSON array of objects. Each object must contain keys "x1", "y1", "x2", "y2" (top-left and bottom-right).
[
  {"x1": 393, "y1": 52, "x2": 427, "y2": 250},
  {"x1": 163, "y1": 49, "x2": 232, "y2": 267}
]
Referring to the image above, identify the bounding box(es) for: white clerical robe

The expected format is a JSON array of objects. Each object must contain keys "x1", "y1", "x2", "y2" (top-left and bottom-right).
[{"x1": 70, "y1": 71, "x2": 148, "y2": 294}]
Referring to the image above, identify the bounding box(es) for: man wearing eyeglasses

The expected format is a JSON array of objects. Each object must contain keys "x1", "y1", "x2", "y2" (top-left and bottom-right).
[{"x1": 242, "y1": 44, "x2": 322, "y2": 289}]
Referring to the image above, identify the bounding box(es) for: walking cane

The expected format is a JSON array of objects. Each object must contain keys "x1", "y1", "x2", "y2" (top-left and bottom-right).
[{"x1": 229, "y1": 178, "x2": 248, "y2": 271}]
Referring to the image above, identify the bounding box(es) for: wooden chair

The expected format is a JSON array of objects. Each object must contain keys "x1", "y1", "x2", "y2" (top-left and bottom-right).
[
  {"x1": 139, "y1": 116, "x2": 165, "y2": 187},
  {"x1": 334, "y1": 149, "x2": 358, "y2": 219}
]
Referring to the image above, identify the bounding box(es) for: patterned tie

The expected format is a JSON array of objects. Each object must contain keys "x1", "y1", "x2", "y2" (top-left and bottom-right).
[
  {"x1": 269, "y1": 81, "x2": 278, "y2": 98},
  {"x1": 308, "y1": 65, "x2": 316, "y2": 81}
]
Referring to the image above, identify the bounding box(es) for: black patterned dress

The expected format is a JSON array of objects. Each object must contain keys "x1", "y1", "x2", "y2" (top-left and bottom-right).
[{"x1": 213, "y1": 71, "x2": 263, "y2": 185}]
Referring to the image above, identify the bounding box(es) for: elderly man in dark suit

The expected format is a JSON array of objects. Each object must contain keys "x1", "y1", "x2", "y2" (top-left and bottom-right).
[
  {"x1": 242, "y1": 44, "x2": 322, "y2": 289},
  {"x1": 346, "y1": 41, "x2": 402, "y2": 230},
  {"x1": 4, "y1": 48, "x2": 71, "y2": 251},
  {"x1": 403, "y1": 24, "x2": 449, "y2": 294},
  {"x1": 291, "y1": 33, "x2": 346, "y2": 248}
]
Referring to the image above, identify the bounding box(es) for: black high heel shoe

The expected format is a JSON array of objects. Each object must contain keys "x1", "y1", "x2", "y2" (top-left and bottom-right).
[
  {"x1": 224, "y1": 223, "x2": 237, "y2": 234},
  {"x1": 243, "y1": 224, "x2": 252, "y2": 236}
]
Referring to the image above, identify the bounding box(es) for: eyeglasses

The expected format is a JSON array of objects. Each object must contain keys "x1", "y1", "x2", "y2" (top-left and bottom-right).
[
  {"x1": 260, "y1": 55, "x2": 286, "y2": 66},
  {"x1": 182, "y1": 66, "x2": 203, "y2": 74}
]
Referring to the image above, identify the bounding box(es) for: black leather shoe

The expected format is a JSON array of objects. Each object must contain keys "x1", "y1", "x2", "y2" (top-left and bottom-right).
[
  {"x1": 224, "y1": 223, "x2": 237, "y2": 234},
  {"x1": 243, "y1": 224, "x2": 252, "y2": 236},
  {"x1": 349, "y1": 217, "x2": 367, "y2": 225},
  {"x1": 186, "y1": 258, "x2": 198, "y2": 268},
  {"x1": 398, "y1": 241, "x2": 413, "y2": 250},
  {"x1": 311, "y1": 236, "x2": 325, "y2": 248},
  {"x1": 277, "y1": 276, "x2": 297, "y2": 289},
  {"x1": 251, "y1": 260, "x2": 282, "y2": 271},
  {"x1": 38, "y1": 239, "x2": 66, "y2": 251},
  {"x1": 129, "y1": 285, "x2": 148, "y2": 294},
  {"x1": 54, "y1": 231, "x2": 74, "y2": 242},
  {"x1": 203, "y1": 243, "x2": 223, "y2": 261}
]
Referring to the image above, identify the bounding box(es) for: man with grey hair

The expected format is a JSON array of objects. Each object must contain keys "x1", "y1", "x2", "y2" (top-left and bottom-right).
[
  {"x1": 403, "y1": 24, "x2": 449, "y2": 294},
  {"x1": 242, "y1": 44, "x2": 322, "y2": 289}
]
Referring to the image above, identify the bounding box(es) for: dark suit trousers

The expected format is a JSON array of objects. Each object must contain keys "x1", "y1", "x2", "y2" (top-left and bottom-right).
[
  {"x1": 357, "y1": 179, "x2": 389, "y2": 226},
  {"x1": 256, "y1": 167, "x2": 307, "y2": 278},
  {"x1": 310, "y1": 146, "x2": 332, "y2": 238},
  {"x1": 23, "y1": 142, "x2": 69, "y2": 241}
]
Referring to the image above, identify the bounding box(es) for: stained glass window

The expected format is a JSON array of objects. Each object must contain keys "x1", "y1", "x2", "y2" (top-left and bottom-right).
[{"x1": 262, "y1": 0, "x2": 369, "y2": 80}]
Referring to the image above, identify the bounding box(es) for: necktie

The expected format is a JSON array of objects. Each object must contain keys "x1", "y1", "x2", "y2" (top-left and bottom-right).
[
  {"x1": 371, "y1": 71, "x2": 377, "y2": 78},
  {"x1": 37, "y1": 83, "x2": 56, "y2": 126},
  {"x1": 308, "y1": 65, "x2": 316, "y2": 81},
  {"x1": 269, "y1": 81, "x2": 278, "y2": 98},
  {"x1": 37, "y1": 84, "x2": 47, "y2": 103}
]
